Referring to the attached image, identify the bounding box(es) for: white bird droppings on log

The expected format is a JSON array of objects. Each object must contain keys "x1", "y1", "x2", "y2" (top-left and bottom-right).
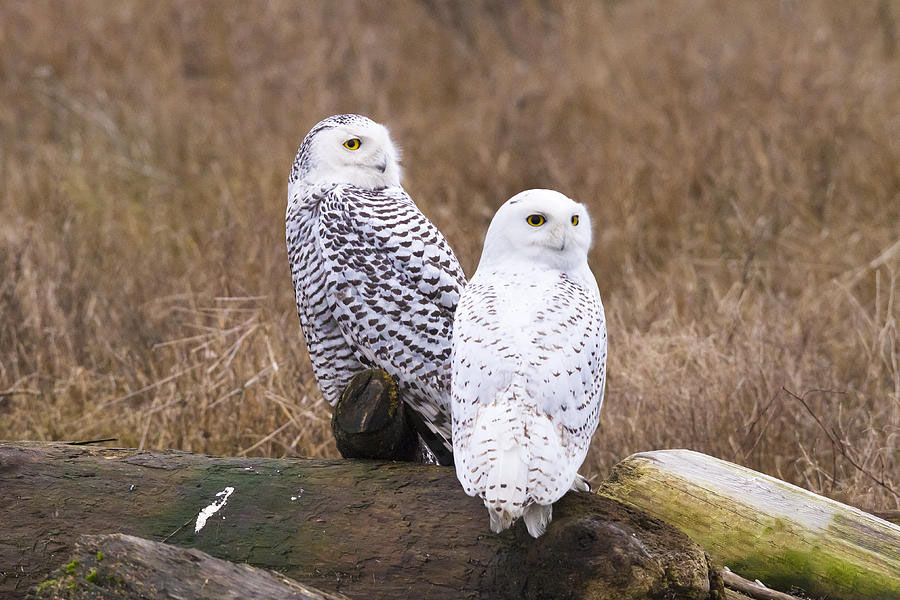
[{"x1": 195, "y1": 486, "x2": 234, "y2": 533}]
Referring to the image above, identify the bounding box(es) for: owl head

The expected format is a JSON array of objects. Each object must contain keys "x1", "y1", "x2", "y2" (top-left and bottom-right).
[
  {"x1": 289, "y1": 114, "x2": 402, "y2": 190},
  {"x1": 480, "y1": 189, "x2": 593, "y2": 270}
]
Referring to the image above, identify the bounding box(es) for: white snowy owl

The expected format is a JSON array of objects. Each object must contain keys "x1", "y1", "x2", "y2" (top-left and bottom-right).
[
  {"x1": 286, "y1": 114, "x2": 465, "y2": 465},
  {"x1": 451, "y1": 189, "x2": 607, "y2": 537}
]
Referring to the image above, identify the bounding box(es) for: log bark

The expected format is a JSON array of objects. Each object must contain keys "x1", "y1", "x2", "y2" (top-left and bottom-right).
[
  {"x1": 598, "y1": 450, "x2": 900, "y2": 600},
  {"x1": 1, "y1": 442, "x2": 722, "y2": 600},
  {"x1": 31, "y1": 533, "x2": 349, "y2": 600}
]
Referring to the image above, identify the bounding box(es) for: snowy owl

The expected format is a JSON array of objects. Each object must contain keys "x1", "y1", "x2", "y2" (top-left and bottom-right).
[
  {"x1": 451, "y1": 189, "x2": 607, "y2": 537},
  {"x1": 286, "y1": 114, "x2": 465, "y2": 465}
]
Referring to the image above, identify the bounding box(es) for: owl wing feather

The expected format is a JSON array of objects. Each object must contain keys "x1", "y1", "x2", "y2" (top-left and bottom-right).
[
  {"x1": 523, "y1": 273, "x2": 606, "y2": 504},
  {"x1": 317, "y1": 185, "x2": 465, "y2": 456}
]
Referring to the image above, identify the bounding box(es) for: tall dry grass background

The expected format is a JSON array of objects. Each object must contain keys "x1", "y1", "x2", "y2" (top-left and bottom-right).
[{"x1": 1, "y1": 1, "x2": 898, "y2": 511}]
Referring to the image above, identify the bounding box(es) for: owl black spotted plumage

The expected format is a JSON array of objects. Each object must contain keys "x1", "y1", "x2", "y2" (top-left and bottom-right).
[{"x1": 286, "y1": 114, "x2": 465, "y2": 464}]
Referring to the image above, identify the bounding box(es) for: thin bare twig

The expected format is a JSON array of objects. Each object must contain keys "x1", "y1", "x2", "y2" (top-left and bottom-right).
[
  {"x1": 161, "y1": 516, "x2": 195, "y2": 544},
  {"x1": 784, "y1": 386, "x2": 900, "y2": 500},
  {"x1": 740, "y1": 389, "x2": 782, "y2": 461},
  {"x1": 238, "y1": 421, "x2": 292, "y2": 457},
  {"x1": 68, "y1": 438, "x2": 118, "y2": 446},
  {"x1": 720, "y1": 567, "x2": 804, "y2": 600}
]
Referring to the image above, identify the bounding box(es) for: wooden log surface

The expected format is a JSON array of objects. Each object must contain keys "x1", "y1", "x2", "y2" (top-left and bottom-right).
[
  {"x1": 0, "y1": 442, "x2": 723, "y2": 600},
  {"x1": 599, "y1": 450, "x2": 900, "y2": 600},
  {"x1": 31, "y1": 533, "x2": 349, "y2": 600}
]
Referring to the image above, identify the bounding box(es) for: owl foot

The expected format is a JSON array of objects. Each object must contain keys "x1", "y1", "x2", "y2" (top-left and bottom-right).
[{"x1": 570, "y1": 473, "x2": 591, "y2": 492}]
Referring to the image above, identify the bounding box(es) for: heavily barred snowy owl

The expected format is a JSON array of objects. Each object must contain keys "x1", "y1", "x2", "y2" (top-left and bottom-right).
[
  {"x1": 286, "y1": 114, "x2": 465, "y2": 465},
  {"x1": 451, "y1": 189, "x2": 607, "y2": 537}
]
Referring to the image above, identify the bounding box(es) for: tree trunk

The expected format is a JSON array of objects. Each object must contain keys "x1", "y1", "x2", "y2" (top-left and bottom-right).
[
  {"x1": 30, "y1": 533, "x2": 349, "y2": 600},
  {"x1": 599, "y1": 450, "x2": 900, "y2": 600},
  {"x1": 0, "y1": 442, "x2": 721, "y2": 600}
]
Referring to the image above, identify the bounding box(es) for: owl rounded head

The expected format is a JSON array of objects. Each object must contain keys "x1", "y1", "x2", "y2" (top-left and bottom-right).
[
  {"x1": 480, "y1": 189, "x2": 593, "y2": 270},
  {"x1": 290, "y1": 114, "x2": 402, "y2": 189}
]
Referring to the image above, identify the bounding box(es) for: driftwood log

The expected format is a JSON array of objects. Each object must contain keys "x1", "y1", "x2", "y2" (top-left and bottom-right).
[
  {"x1": 31, "y1": 533, "x2": 349, "y2": 600},
  {"x1": 600, "y1": 450, "x2": 900, "y2": 600},
  {"x1": 0, "y1": 442, "x2": 724, "y2": 600}
]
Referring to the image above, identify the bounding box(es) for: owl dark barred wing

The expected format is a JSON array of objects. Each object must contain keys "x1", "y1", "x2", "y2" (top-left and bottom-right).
[{"x1": 317, "y1": 185, "x2": 464, "y2": 464}]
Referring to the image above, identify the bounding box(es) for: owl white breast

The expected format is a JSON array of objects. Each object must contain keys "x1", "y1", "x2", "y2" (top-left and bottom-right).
[
  {"x1": 286, "y1": 114, "x2": 466, "y2": 465},
  {"x1": 451, "y1": 188, "x2": 607, "y2": 537}
]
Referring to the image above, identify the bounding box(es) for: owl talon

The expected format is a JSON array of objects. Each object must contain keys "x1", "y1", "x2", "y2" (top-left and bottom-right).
[{"x1": 571, "y1": 474, "x2": 591, "y2": 492}]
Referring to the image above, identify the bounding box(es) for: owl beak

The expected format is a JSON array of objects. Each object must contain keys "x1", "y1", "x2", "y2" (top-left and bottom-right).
[
  {"x1": 551, "y1": 225, "x2": 567, "y2": 251},
  {"x1": 372, "y1": 151, "x2": 389, "y2": 173}
]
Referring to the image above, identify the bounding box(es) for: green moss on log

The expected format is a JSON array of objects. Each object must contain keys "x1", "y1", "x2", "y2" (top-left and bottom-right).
[{"x1": 599, "y1": 450, "x2": 900, "y2": 600}]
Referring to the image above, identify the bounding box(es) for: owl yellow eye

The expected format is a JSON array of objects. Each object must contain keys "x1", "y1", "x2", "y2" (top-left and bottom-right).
[
  {"x1": 526, "y1": 214, "x2": 546, "y2": 227},
  {"x1": 343, "y1": 138, "x2": 361, "y2": 150},
  {"x1": 571, "y1": 215, "x2": 579, "y2": 226}
]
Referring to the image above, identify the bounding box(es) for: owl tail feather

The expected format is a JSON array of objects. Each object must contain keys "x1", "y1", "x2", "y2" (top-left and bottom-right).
[
  {"x1": 523, "y1": 503, "x2": 552, "y2": 537},
  {"x1": 477, "y1": 399, "x2": 530, "y2": 534}
]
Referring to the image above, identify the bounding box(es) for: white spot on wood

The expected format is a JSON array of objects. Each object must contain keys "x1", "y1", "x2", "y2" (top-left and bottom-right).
[{"x1": 195, "y1": 487, "x2": 234, "y2": 533}]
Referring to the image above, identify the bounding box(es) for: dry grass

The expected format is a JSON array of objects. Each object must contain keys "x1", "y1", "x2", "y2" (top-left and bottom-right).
[{"x1": 1, "y1": 1, "x2": 897, "y2": 511}]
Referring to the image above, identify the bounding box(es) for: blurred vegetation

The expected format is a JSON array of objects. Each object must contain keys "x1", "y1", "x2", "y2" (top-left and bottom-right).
[{"x1": 0, "y1": 0, "x2": 897, "y2": 511}]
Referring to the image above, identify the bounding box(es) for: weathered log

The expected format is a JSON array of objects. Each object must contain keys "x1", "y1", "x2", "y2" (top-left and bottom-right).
[
  {"x1": 1, "y1": 442, "x2": 723, "y2": 600},
  {"x1": 31, "y1": 533, "x2": 349, "y2": 600},
  {"x1": 598, "y1": 450, "x2": 900, "y2": 600}
]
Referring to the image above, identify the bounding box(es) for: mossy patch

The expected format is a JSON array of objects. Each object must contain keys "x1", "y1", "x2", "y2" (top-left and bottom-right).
[
  {"x1": 726, "y1": 546, "x2": 900, "y2": 600},
  {"x1": 65, "y1": 559, "x2": 78, "y2": 575},
  {"x1": 35, "y1": 579, "x2": 58, "y2": 593}
]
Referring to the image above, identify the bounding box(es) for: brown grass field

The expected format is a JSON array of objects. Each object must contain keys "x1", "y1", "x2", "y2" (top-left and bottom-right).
[{"x1": 1, "y1": 1, "x2": 898, "y2": 512}]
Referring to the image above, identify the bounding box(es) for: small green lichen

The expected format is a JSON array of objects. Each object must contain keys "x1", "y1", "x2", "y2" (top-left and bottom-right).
[
  {"x1": 85, "y1": 568, "x2": 98, "y2": 583},
  {"x1": 96, "y1": 550, "x2": 103, "y2": 562},
  {"x1": 35, "y1": 579, "x2": 58, "y2": 593},
  {"x1": 69, "y1": 582, "x2": 76, "y2": 590},
  {"x1": 65, "y1": 559, "x2": 78, "y2": 575}
]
